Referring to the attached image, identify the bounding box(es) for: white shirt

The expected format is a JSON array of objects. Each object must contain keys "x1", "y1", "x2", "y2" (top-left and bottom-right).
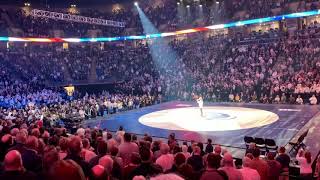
[
  {"x1": 197, "y1": 98, "x2": 203, "y2": 108},
  {"x1": 296, "y1": 156, "x2": 312, "y2": 174},
  {"x1": 79, "y1": 109, "x2": 85, "y2": 118},
  {"x1": 229, "y1": 94, "x2": 234, "y2": 101},
  {"x1": 118, "y1": 142, "x2": 139, "y2": 166},
  {"x1": 296, "y1": 97, "x2": 303, "y2": 104},
  {"x1": 155, "y1": 154, "x2": 174, "y2": 172},
  {"x1": 219, "y1": 166, "x2": 243, "y2": 180},
  {"x1": 310, "y1": 96, "x2": 317, "y2": 105},
  {"x1": 239, "y1": 167, "x2": 260, "y2": 180}
]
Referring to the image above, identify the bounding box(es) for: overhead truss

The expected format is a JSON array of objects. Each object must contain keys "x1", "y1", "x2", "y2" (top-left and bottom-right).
[{"x1": 30, "y1": 9, "x2": 125, "y2": 28}]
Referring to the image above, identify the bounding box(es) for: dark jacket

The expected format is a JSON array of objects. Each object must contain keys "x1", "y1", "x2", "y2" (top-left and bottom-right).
[
  {"x1": 88, "y1": 154, "x2": 104, "y2": 168},
  {"x1": 187, "y1": 155, "x2": 204, "y2": 171},
  {"x1": 8, "y1": 143, "x2": 28, "y2": 155},
  {"x1": 64, "y1": 154, "x2": 91, "y2": 177},
  {"x1": 21, "y1": 148, "x2": 42, "y2": 173},
  {"x1": 129, "y1": 162, "x2": 162, "y2": 179},
  {"x1": 0, "y1": 170, "x2": 37, "y2": 180},
  {"x1": 205, "y1": 144, "x2": 213, "y2": 153}
]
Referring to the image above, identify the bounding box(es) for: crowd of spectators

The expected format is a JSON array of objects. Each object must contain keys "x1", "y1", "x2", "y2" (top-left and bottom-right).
[
  {"x1": 0, "y1": 46, "x2": 66, "y2": 83},
  {"x1": 110, "y1": 24, "x2": 320, "y2": 105},
  {"x1": 2, "y1": 0, "x2": 319, "y2": 37},
  {"x1": 0, "y1": 122, "x2": 317, "y2": 180},
  {"x1": 0, "y1": 84, "x2": 157, "y2": 123},
  {"x1": 2, "y1": 24, "x2": 320, "y2": 104},
  {"x1": 185, "y1": 25, "x2": 320, "y2": 104},
  {"x1": 0, "y1": 1, "x2": 319, "y2": 180},
  {"x1": 225, "y1": 0, "x2": 320, "y2": 21}
]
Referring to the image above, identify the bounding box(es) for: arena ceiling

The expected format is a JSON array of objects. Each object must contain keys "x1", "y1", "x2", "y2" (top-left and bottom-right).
[{"x1": 0, "y1": 0, "x2": 131, "y2": 8}]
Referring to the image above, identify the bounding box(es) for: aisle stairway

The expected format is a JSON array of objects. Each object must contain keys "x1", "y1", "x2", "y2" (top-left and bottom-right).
[
  {"x1": 88, "y1": 56, "x2": 97, "y2": 83},
  {"x1": 0, "y1": 10, "x2": 23, "y2": 36},
  {"x1": 60, "y1": 60, "x2": 73, "y2": 83},
  {"x1": 1, "y1": 10, "x2": 14, "y2": 28},
  {"x1": 286, "y1": 111, "x2": 320, "y2": 163}
]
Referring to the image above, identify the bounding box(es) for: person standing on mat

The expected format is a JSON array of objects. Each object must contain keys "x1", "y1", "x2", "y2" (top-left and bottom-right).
[{"x1": 197, "y1": 96, "x2": 204, "y2": 117}]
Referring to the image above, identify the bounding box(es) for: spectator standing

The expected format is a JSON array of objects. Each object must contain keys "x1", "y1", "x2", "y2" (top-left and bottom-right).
[
  {"x1": 48, "y1": 160, "x2": 86, "y2": 180},
  {"x1": 168, "y1": 152, "x2": 186, "y2": 173},
  {"x1": 81, "y1": 138, "x2": 96, "y2": 162},
  {"x1": 314, "y1": 156, "x2": 320, "y2": 179},
  {"x1": 187, "y1": 146, "x2": 204, "y2": 172},
  {"x1": 181, "y1": 145, "x2": 191, "y2": 159},
  {"x1": 239, "y1": 157, "x2": 260, "y2": 180},
  {"x1": 118, "y1": 133, "x2": 139, "y2": 166},
  {"x1": 309, "y1": 95, "x2": 318, "y2": 105},
  {"x1": 91, "y1": 165, "x2": 108, "y2": 180},
  {"x1": 201, "y1": 153, "x2": 228, "y2": 180},
  {"x1": 266, "y1": 152, "x2": 281, "y2": 180},
  {"x1": 205, "y1": 139, "x2": 213, "y2": 153},
  {"x1": 98, "y1": 155, "x2": 114, "y2": 176},
  {"x1": 116, "y1": 126, "x2": 125, "y2": 140},
  {"x1": 219, "y1": 153, "x2": 243, "y2": 180},
  {"x1": 89, "y1": 140, "x2": 108, "y2": 168},
  {"x1": 64, "y1": 136, "x2": 91, "y2": 177},
  {"x1": 213, "y1": 145, "x2": 223, "y2": 164},
  {"x1": 0, "y1": 134, "x2": 13, "y2": 161},
  {"x1": 129, "y1": 146, "x2": 162, "y2": 179},
  {"x1": 276, "y1": 147, "x2": 290, "y2": 180},
  {"x1": 123, "y1": 152, "x2": 141, "y2": 180},
  {"x1": 296, "y1": 95, "x2": 304, "y2": 105},
  {"x1": 58, "y1": 137, "x2": 69, "y2": 160},
  {"x1": 8, "y1": 132, "x2": 28, "y2": 155},
  {"x1": 155, "y1": 143, "x2": 174, "y2": 172},
  {"x1": 249, "y1": 148, "x2": 269, "y2": 180},
  {"x1": 296, "y1": 149, "x2": 312, "y2": 179},
  {"x1": 22, "y1": 136, "x2": 42, "y2": 173},
  {"x1": 0, "y1": 150, "x2": 37, "y2": 180}
]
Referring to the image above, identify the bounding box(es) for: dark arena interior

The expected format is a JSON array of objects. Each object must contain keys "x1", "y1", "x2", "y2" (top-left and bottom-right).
[{"x1": 1, "y1": 0, "x2": 320, "y2": 179}]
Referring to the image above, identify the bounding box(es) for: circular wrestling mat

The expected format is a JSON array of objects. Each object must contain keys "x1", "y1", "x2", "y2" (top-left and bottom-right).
[{"x1": 138, "y1": 106, "x2": 279, "y2": 131}]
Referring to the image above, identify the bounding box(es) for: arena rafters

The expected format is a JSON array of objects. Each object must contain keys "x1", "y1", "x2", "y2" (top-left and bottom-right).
[{"x1": 0, "y1": 9, "x2": 319, "y2": 43}]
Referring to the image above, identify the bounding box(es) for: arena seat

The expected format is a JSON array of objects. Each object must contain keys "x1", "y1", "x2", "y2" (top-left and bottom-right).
[
  {"x1": 265, "y1": 138, "x2": 278, "y2": 152},
  {"x1": 244, "y1": 136, "x2": 254, "y2": 147},
  {"x1": 289, "y1": 129, "x2": 309, "y2": 153},
  {"x1": 254, "y1": 137, "x2": 266, "y2": 155},
  {"x1": 254, "y1": 138, "x2": 266, "y2": 148}
]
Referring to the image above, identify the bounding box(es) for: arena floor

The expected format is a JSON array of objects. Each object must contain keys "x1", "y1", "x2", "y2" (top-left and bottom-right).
[{"x1": 84, "y1": 101, "x2": 320, "y2": 149}]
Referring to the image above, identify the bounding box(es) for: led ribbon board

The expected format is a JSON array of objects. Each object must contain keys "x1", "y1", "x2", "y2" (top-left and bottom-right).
[{"x1": 1, "y1": 10, "x2": 320, "y2": 43}]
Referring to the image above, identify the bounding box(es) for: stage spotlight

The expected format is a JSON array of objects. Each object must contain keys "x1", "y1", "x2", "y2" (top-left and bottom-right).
[
  {"x1": 186, "y1": 5, "x2": 190, "y2": 8},
  {"x1": 216, "y1": 1, "x2": 219, "y2": 4},
  {"x1": 177, "y1": 2, "x2": 180, "y2": 5},
  {"x1": 134, "y1": 2, "x2": 138, "y2": 6},
  {"x1": 199, "y1": 4, "x2": 202, "y2": 7}
]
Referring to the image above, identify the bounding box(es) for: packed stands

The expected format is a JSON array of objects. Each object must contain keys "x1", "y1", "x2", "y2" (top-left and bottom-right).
[{"x1": 0, "y1": 0, "x2": 320, "y2": 179}]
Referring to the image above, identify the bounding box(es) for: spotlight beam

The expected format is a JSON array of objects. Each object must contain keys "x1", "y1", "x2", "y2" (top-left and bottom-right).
[{"x1": 135, "y1": 4, "x2": 185, "y2": 99}]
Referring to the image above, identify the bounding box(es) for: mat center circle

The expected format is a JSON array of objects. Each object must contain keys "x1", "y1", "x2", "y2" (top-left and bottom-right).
[{"x1": 138, "y1": 106, "x2": 279, "y2": 131}]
